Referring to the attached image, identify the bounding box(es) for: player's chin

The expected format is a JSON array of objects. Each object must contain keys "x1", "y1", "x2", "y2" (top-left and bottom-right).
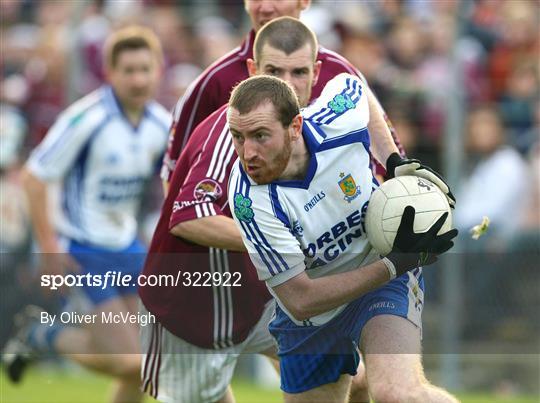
[
  {"x1": 249, "y1": 171, "x2": 272, "y2": 185},
  {"x1": 251, "y1": 174, "x2": 270, "y2": 185}
]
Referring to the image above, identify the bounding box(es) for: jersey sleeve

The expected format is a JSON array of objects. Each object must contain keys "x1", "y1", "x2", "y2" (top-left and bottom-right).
[
  {"x1": 161, "y1": 74, "x2": 223, "y2": 184},
  {"x1": 26, "y1": 106, "x2": 105, "y2": 180},
  {"x1": 168, "y1": 113, "x2": 233, "y2": 229},
  {"x1": 304, "y1": 73, "x2": 370, "y2": 138},
  {"x1": 228, "y1": 165, "x2": 305, "y2": 288},
  {"x1": 317, "y1": 49, "x2": 406, "y2": 175}
]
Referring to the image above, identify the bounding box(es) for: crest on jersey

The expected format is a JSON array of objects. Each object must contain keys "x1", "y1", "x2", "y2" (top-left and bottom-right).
[
  {"x1": 328, "y1": 93, "x2": 356, "y2": 114},
  {"x1": 194, "y1": 179, "x2": 222, "y2": 202},
  {"x1": 338, "y1": 173, "x2": 361, "y2": 203},
  {"x1": 234, "y1": 193, "x2": 254, "y2": 223},
  {"x1": 292, "y1": 220, "x2": 304, "y2": 237}
]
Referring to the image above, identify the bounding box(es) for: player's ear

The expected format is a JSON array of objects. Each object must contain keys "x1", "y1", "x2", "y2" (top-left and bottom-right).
[
  {"x1": 312, "y1": 61, "x2": 322, "y2": 87},
  {"x1": 300, "y1": 0, "x2": 311, "y2": 11},
  {"x1": 246, "y1": 59, "x2": 257, "y2": 77},
  {"x1": 290, "y1": 114, "x2": 303, "y2": 141}
]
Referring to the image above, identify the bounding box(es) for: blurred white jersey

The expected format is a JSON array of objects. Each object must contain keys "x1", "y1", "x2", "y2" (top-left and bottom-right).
[
  {"x1": 229, "y1": 74, "x2": 379, "y2": 326},
  {"x1": 27, "y1": 85, "x2": 170, "y2": 250}
]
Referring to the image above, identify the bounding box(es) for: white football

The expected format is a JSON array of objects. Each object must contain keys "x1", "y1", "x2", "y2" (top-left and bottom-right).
[{"x1": 365, "y1": 175, "x2": 452, "y2": 255}]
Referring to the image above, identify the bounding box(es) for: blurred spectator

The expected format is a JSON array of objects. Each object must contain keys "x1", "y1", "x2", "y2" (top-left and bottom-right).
[
  {"x1": 518, "y1": 140, "x2": 540, "y2": 234},
  {"x1": 498, "y1": 61, "x2": 538, "y2": 154},
  {"x1": 77, "y1": 3, "x2": 111, "y2": 93},
  {"x1": 455, "y1": 104, "x2": 529, "y2": 239},
  {"x1": 465, "y1": 0, "x2": 505, "y2": 52},
  {"x1": 194, "y1": 16, "x2": 237, "y2": 67},
  {"x1": 416, "y1": 12, "x2": 487, "y2": 145},
  {"x1": 158, "y1": 62, "x2": 202, "y2": 110},
  {"x1": 147, "y1": 6, "x2": 195, "y2": 67},
  {"x1": 487, "y1": 0, "x2": 539, "y2": 99}
]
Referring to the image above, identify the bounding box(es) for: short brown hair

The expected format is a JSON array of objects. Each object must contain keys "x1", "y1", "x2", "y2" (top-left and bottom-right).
[
  {"x1": 229, "y1": 76, "x2": 300, "y2": 128},
  {"x1": 103, "y1": 25, "x2": 163, "y2": 69},
  {"x1": 254, "y1": 16, "x2": 318, "y2": 64}
]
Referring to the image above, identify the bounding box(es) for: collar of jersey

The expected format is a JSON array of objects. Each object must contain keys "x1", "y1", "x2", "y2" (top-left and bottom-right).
[
  {"x1": 101, "y1": 85, "x2": 148, "y2": 132},
  {"x1": 271, "y1": 119, "x2": 325, "y2": 190}
]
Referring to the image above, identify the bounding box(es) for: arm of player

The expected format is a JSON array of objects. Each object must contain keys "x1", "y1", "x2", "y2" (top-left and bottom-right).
[
  {"x1": 273, "y1": 207, "x2": 458, "y2": 321},
  {"x1": 22, "y1": 106, "x2": 98, "y2": 274},
  {"x1": 21, "y1": 168, "x2": 80, "y2": 281},
  {"x1": 272, "y1": 261, "x2": 391, "y2": 321},
  {"x1": 170, "y1": 215, "x2": 246, "y2": 252},
  {"x1": 21, "y1": 168, "x2": 58, "y2": 253},
  {"x1": 366, "y1": 86, "x2": 400, "y2": 169}
]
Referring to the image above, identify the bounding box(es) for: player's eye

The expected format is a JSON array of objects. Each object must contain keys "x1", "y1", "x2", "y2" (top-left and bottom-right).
[
  {"x1": 254, "y1": 132, "x2": 267, "y2": 141},
  {"x1": 231, "y1": 133, "x2": 243, "y2": 142}
]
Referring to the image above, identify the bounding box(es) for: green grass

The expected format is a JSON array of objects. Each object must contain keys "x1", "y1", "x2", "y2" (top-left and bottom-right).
[{"x1": 0, "y1": 368, "x2": 537, "y2": 403}]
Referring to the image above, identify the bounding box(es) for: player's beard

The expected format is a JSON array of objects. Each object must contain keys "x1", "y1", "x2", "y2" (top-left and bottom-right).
[{"x1": 246, "y1": 135, "x2": 292, "y2": 185}]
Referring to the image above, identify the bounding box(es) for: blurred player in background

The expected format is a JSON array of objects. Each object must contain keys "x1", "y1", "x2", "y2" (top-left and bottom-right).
[
  {"x1": 140, "y1": 17, "x2": 372, "y2": 403},
  {"x1": 228, "y1": 75, "x2": 458, "y2": 402},
  {"x1": 160, "y1": 0, "x2": 404, "y2": 195},
  {"x1": 3, "y1": 26, "x2": 170, "y2": 403}
]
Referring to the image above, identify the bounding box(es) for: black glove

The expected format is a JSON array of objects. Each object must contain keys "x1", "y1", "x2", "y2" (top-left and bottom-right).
[
  {"x1": 386, "y1": 152, "x2": 456, "y2": 207},
  {"x1": 385, "y1": 206, "x2": 458, "y2": 277}
]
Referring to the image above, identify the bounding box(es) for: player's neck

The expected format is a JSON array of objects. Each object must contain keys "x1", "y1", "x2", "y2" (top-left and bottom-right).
[
  {"x1": 280, "y1": 137, "x2": 310, "y2": 181},
  {"x1": 123, "y1": 106, "x2": 145, "y2": 127}
]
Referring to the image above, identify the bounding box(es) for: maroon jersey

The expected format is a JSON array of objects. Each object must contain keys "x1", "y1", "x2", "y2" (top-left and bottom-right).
[
  {"x1": 139, "y1": 105, "x2": 271, "y2": 349},
  {"x1": 161, "y1": 30, "x2": 403, "y2": 184}
]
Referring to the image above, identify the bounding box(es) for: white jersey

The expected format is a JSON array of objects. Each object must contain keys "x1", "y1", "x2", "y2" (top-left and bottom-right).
[
  {"x1": 27, "y1": 85, "x2": 171, "y2": 250},
  {"x1": 229, "y1": 74, "x2": 379, "y2": 326}
]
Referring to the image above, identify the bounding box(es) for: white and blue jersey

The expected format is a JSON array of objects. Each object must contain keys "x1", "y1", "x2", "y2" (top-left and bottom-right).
[
  {"x1": 229, "y1": 73, "x2": 379, "y2": 326},
  {"x1": 27, "y1": 85, "x2": 170, "y2": 250},
  {"x1": 229, "y1": 73, "x2": 424, "y2": 393}
]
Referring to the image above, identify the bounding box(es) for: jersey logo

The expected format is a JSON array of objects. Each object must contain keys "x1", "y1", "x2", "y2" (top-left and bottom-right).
[
  {"x1": 328, "y1": 93, "x2": 356, "y2": 114},
  {"x1": 194, "y1": 179, "x2": 222, "y2": 202},
  {"x1": 292, "y1": 220, "x2": 304, "y2": 237},
  {"x1": 233, "y1": 193, "x2": 254, "y2": 223},
  {"x1": 338, "y1": 172, "x2": 361, "y2": 203}
]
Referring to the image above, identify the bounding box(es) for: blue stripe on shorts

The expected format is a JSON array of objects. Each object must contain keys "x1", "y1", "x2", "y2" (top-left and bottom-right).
[{"x1": 269, "y1": 270, "x2": 424, "y2": 393}]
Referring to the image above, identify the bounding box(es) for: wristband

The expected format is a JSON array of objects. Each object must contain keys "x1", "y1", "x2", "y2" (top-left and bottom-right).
[{"x1": 381, "y1": 257, "x2": 397, "y2": 280}]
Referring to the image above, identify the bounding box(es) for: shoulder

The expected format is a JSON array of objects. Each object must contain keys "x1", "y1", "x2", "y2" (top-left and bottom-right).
[
  {"x1": 64, "y1": 89, "x2": 107, "y2": 122},
  {"x1": 302, "y1": 74, "x2": 369, "y2": 141},
  {"x1": 304, "y1": 73, "x2": 365, "y2": 116},
  {"x1": 145, "y1": 101, "x2": 173, "y2": 131},
  {"x1": 51, "y1": 89, "x2": 108, "y2": 134},
  {"x1": 187, "y1": 104, "x2": 229, "y2": 149},
  {"x1": 171, "y1": 42, "x2": 250, "y2": 123},
  {"x1": 186, "y1": 43, "x2": 248, "y2": 92}
]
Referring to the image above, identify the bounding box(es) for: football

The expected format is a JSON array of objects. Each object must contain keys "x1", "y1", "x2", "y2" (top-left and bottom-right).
[{"x1": 365, "y1": 175, "x2": 453, "y2": 255}]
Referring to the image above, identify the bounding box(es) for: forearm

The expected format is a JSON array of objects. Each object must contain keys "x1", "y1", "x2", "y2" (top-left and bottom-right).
[
  {"x1": 170, "y1": 215, "x2": 247, "y2": 251},
  {"x1": 367, "y1": 87, "x2": 399, "y2": 167},
  {"x1": 21, "y1": 168, "x2": 58, "y2": 252},
  {"x1": 274, "y1": 260, "x2": 391, "y2": 320}
]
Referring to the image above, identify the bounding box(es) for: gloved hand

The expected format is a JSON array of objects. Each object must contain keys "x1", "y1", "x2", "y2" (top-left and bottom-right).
[
  {"x1": 386, "y1": 152, "x2": 456, "y2": 207},
  {"x1": 383, "y1": 206, "x2": 458, "y2": 278}
]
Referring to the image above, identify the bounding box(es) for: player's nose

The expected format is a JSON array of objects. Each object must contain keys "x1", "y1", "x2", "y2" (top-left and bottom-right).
[
  {"x1": 259, "y1": 0, "x2": 275, "y2": 14},
  {"x1": 243, "y1": 140, "x2": 258, "y2": 160}
]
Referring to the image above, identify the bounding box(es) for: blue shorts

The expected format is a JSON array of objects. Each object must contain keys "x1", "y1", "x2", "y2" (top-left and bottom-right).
[
  {"x1": 66, "y1": 238, "x2": 146, "y2": 307},
  {"x1": 269, "y1": 269, "x2": 424, "y2": 393}
]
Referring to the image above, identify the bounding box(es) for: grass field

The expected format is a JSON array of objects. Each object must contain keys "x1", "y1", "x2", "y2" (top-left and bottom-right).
[{"x1": 0, "y1": 368, "x2": 537, "y2": 403}]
